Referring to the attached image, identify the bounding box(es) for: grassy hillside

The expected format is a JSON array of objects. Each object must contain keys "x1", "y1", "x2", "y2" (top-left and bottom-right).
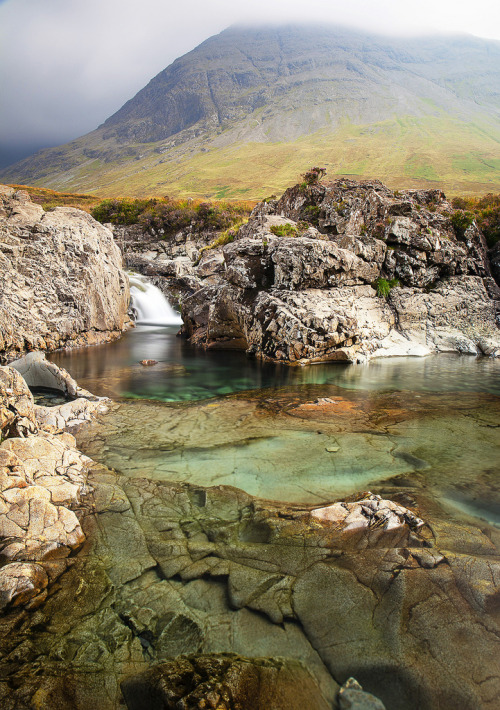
[
  {"x1": 7, "y1": 185, "x2": 102, "y2": 211},
  {"x1": 9, "y1": 115, "x2": 499, "y2": 199}
]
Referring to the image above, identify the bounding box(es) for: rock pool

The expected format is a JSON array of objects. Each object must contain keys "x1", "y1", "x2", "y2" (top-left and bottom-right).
[{"x1": 1, "y1": 324, "x2": 499, "y2": 710}]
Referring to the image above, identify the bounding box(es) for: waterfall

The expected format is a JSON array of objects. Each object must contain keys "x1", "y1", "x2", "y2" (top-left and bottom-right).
[{"x1": 128, "y1": 272, "x2": 183, "y2": 326}]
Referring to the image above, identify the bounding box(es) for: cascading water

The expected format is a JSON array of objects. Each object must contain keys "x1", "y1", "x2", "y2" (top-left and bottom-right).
[{"x1": 128, "y1": 272, "x2": 183, "y2": 326}]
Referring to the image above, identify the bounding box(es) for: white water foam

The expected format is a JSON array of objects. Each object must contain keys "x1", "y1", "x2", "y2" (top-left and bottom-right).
[{"x1": 128, "y1": 272, "x2": 183, "y2": 326}]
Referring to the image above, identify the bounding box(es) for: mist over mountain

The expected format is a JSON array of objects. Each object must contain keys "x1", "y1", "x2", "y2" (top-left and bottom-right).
[{"x1": 2, "y1": 24, "x2": 500, "y2": 197}]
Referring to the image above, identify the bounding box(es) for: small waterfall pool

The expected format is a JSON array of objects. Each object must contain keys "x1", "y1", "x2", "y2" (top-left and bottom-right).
[{"x1": 129, "y1": 272, "x2": 183, "y2": 326}]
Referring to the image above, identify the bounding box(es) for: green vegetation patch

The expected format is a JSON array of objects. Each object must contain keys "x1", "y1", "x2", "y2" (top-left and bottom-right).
[
  {"x1": 374, "y1": 277, "x2": 400, "y2": 298},
  {"x1": 451, "y1": 193, "x2": 500, "y2": 247},
  {"x1": 197, "y1": 219, "x2": 249, "y2": 260},
  {"x1": 270, "y1": 223, "x2": 299, "y2": 237},
  {"x1": 403, "y1": 156, "x2": 439, "y2": 181},
  {"x1": 91, "y1": 197, "x2": 253, "y2": 238}
]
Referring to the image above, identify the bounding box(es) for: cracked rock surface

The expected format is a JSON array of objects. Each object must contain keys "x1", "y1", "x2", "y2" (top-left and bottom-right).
[
  {"x1": 0, "y1": 449, "x2": 498, "y2": 709},
  {"x1": 0, "y1": 361, "x2": 104, "y2": 615},
  {"x1": 0, "y1": 185, "x2": 130, "y2": 362}
]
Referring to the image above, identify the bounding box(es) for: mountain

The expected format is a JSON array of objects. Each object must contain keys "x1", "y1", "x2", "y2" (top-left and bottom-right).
[{"x1": 2, "y1": 24, "x2": 500, "y2": 198}]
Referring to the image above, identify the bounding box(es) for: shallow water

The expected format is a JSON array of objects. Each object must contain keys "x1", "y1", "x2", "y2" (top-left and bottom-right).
[
  {"x1": 5, "y1": 324, "x2": 500, "y2": 710},
  {"x1": 55, "y1": 324, "x2": 500, "y2": 524},
  {"x1": 50, "y1": 324, "x2": 500, "y2": 402}
]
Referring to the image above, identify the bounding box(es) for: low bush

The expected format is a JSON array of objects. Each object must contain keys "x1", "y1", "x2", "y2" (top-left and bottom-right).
[
  {"x1": 270, "y1": 223, "x2": 299, "y2": 237},
  {"x1": 301, "y1": 166, "x2": 327, "y2": 185},
  {"x1": 450, "y1": 210, "x2": 475, "y2": 240},
  {"x1": 374, "y1": 277, "x2": 400, "y2": 298},
  {"x1": 91, "y1": 197, "x2": 253, "y2": 238},
  {"x1": 196, "y1": 219, "x2": 248, "y2": 260},
  {"x1": 451, "y1": 193, "x2": 500, "y2": 247}
]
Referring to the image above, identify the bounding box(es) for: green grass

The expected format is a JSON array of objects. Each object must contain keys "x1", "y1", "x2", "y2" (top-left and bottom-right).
[
  {"x1": 270, "y1": 223, "x2": 299, "y2": 237},
  {"x1": 374, "y1": 278, "x2": 400, "y2": 298},
  {"x1": 9, "y1": 113, "x2": 500, "y2": 200}
]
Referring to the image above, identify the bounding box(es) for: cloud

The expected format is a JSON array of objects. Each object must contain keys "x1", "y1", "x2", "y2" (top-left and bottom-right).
[{"x1": 1, "y1": 0, "x2": 499, "y2": 165}]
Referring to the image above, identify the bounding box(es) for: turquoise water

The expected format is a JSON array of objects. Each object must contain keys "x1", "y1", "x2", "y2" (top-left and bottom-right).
[{"x1": 50, "y1": 324, "x2": 500, "y2": 402}]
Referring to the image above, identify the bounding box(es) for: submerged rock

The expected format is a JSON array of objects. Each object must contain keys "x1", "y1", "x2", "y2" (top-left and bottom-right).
[
  {"x1": 338, "y1": 677, "x2": 386, "y2": 710},
  {"x1": 121, "y1": 654, "x2": 333, "y2": 710}
]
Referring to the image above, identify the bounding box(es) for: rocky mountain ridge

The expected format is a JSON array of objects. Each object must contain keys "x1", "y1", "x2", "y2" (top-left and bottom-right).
[{"x1": 2, "y1": 24, "x2": 500, "y2": 197}]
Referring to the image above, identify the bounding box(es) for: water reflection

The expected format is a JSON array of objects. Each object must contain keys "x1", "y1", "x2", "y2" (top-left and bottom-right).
[{"x1": 50, "y1": 326, "x2": 500, "y2": 402}]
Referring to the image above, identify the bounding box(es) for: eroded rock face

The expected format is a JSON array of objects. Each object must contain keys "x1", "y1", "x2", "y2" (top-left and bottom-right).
[
  {"x1": 0, "y1": 185, "x2": 130, "y2": 362},
  {"x1": 0, "y1": 359, "x2": 102, "y2": 614},
  {"x1": 176, "y1": 180, "x2": 500, "y2": 362},
  {"x1": 10, "y1": 352, "x2": 110, "y2": 431}
]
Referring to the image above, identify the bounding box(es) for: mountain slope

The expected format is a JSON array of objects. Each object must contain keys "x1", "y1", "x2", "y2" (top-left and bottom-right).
[{"x1": 2, "y1": 24, "x2": 500, "y2": 197}]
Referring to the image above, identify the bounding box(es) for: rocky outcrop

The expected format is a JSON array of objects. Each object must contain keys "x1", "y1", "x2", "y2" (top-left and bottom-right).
[
  {"x1": 0, "y1": 185, "x2": 130, "y2": 363},
  {"x1": 176, "y1": 180, "x2": 500, "y2": 362},
  {"x1": 0, "y1": 358, "x2": 108, "y2": 611}
]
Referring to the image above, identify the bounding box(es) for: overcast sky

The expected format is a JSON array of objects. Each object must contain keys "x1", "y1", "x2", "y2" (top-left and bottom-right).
[{"x1": 1, "y1": 0, "x2": 500, "y2": 168}]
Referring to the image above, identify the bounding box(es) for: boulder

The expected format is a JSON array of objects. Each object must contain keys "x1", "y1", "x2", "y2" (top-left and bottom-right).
[{"x1": 0, "y1": 185, "x2": 130, "y2": 362}]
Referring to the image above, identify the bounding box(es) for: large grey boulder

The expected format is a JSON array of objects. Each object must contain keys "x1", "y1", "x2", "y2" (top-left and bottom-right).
[{"x1": 0, "y1": 185, "x2": 130, "y2": 362}]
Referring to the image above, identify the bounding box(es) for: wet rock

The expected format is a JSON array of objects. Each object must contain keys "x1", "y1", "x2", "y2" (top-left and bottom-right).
[
  {"x1": 121, "y1": 654, "x2": 333, "y2": 710},
  {"x1": 0, "y1": 366, "x2": 38, "y2": 438},
  {"x1": 34, "y1": 396, "x2": 110, "y2": 432},
  {"x1": 0, "y1": 561, "x2": 48, "y2": 610},
  {"x1": 338, "y1": 678, "x2": 386, "y2": 710},
  {"x1": 0, "y1": 185, "x2": 130, "y2": 362},
  {"x1": 308, "y1": 493, "x2": 425, "y2": 548}
]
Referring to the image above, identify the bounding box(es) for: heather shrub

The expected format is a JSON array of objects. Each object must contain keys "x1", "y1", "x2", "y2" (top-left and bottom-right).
[
  {"x1": 301, "y1": 166, "x2": 327, "y2": 185},
  {"x1": 451, "y1": 193, "x2": 500, "y2": 247},
  {"x1": 91, "y1": 196, "x2": 252, "y2": 237}
]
